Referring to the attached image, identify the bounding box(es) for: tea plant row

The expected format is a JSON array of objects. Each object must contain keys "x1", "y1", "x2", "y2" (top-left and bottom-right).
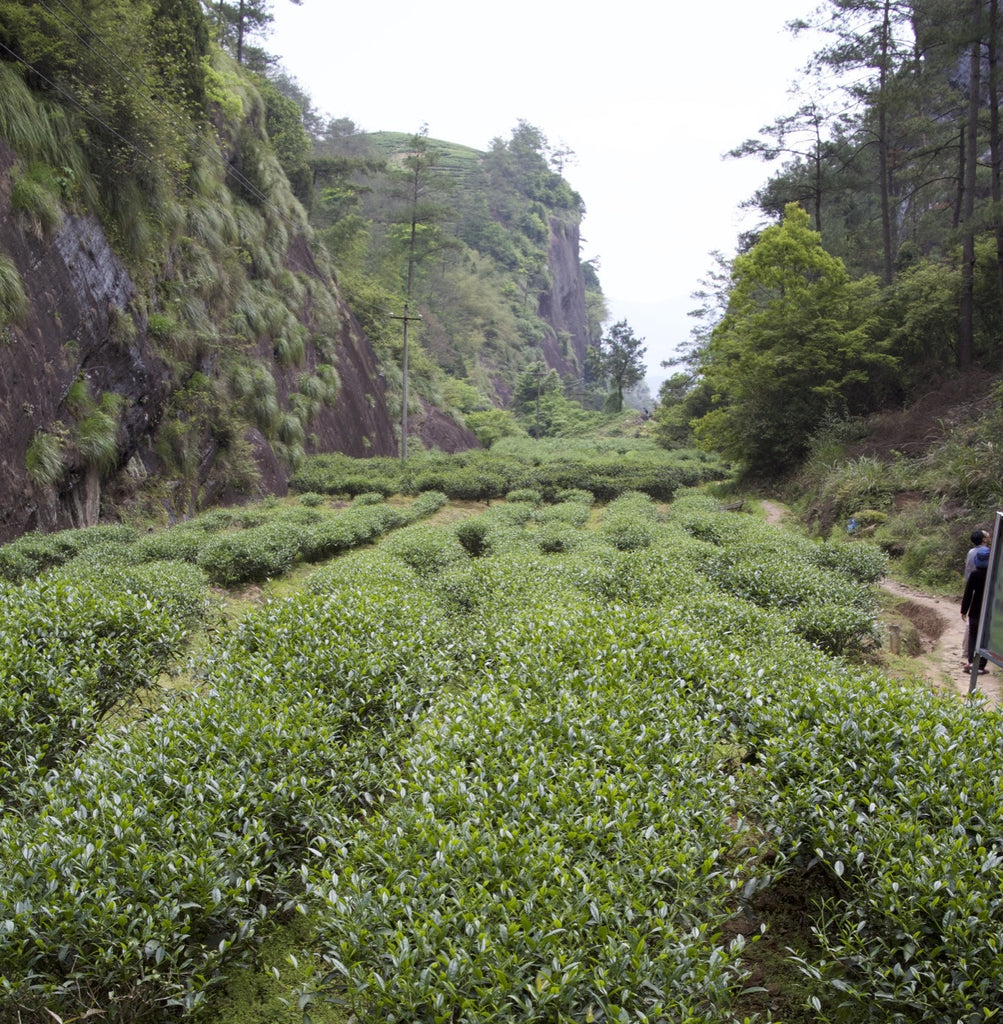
[
  {"x1": 3, "y1": 490, "x2": 1001, "y2": 1022},
  {"x1": 0, "y1": 491, "x2": 447, "y2": 587},
  {"x1": 290, "y1": 437, "x2": 725, "y2": 503}
]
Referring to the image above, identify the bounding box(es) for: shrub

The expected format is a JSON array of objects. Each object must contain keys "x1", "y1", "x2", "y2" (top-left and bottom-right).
[
  {"x1": 0, "y1": 525, "x2": 137, "y2": 582},
  {"x1": 131, "y1": 528, "x2": 205, "y2": 564},
  {"x1": 809, "y1": 540, "x2": 888, "y2": 584},
  {"x1": 789, "y1": 601, "x2": 882, "y2": 655},
  {"x1": 384, "y1": 526, "x2": 466, "y2": 576},
  {"x1": 555, "y1": 488, "x2": 595, "y2": 505},
  {"x1": 536, "y1": 521, "x2": 579, "y2": 553},
  {"x1": 196, "y1": 524, "x2": 300, "y2": 586},
  {"x1": 600, "y1": 491, "x2": 658, "y2": 551},
  {"x1": 406, "y1": 490, "x2": 448, "y2": 521},
  {"x1": 0, "y1": 530, "x2": 78, "y2": 581},
  {"x1": 0, "y1": 566, "x2": 202, "y2": 792},
  {"x1": 505, "y1": 487, "x2": 542, "y2": 504},
  {"x1": 455, "y1": 518, "x2": 491, "y2": 557},
  {"x1": 351, "y1": 491, "x2": 385, "y2": 506}
]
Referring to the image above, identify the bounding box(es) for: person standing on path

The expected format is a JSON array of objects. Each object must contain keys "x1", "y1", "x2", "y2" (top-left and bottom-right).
[
  {"x1": 962, "y1": 544, "x2": 991, "y2": 673},
  {"x1": 965, "y1": 528, "x2": 990, "y2": 583}
]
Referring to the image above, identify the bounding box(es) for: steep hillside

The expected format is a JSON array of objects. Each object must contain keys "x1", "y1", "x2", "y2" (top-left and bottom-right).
[
  {"x1": 309, "y1": 124, "x2": 601, "y2": 405},
  {"x1": 784, "y1": 371, "x2": 1003, "y2": 591},
  {"x1": 0, "y1": 4, "x2": 604, "y2": 543},
  {"x1": 0, "y1": 72, "x2": 401, "y2": 540}
]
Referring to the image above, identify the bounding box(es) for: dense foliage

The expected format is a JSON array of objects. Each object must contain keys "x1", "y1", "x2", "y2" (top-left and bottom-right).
[
  {"x1": 4, "y1": 459, "x2": 1003, "y2": 1023},
  {"x1": 659, "y1": 1, "x2": 1003, "y2": 477},
  {"x1": 0, "y1": 0, "x2": 368, "y2": 518},
  {"x1": 690, "y1": 205, "x2": 895, "y2": 475}
]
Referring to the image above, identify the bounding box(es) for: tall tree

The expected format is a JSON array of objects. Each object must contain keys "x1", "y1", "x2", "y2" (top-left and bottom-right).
[
  {"x1": 728, "y1": 88, "x2": 846, "y2": 232},
  {"x1": 792, "y1": 0, "x2": 917, "y2": 282},
  {"x1": 588, "y1": 320, "x2": 647, "y2": 413},
  {"x1": 989, "y1": 0, "x2": 1003, "y2": 337},
  {"x1": 692, "y1": 204, "x2": 892, "y2": 475},
  {"x1": 957, "y1": 0, "x2": 985, "y2": 369},
  {"x1": 202, "y1": 0, "x2": 299, "y2": 65},
  {"x1": 385, "y1": 127, "x2": 457, "y2": 457}
]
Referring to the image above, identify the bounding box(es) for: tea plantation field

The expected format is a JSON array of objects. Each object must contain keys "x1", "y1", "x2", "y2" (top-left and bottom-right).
[{"x1": 1, "y1": 478, "x2": 1001, "y2": 1024}]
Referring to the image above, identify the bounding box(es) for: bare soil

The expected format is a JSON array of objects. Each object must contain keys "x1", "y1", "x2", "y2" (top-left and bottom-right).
[{"x1": 880, "y1": 577, "x2": 1001, "y2": 703}]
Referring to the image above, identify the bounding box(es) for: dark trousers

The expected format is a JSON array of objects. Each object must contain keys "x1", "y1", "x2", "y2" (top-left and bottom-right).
[{"x1": 966, "y1": 617, "x2": 988, "y2": 669}]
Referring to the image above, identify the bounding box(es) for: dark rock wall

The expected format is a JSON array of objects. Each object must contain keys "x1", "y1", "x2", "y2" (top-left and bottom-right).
[
  {"x1": 0, "y1": 143, "x2": 399, "y2": 543},
  {"x1": 537, "y1": 217, "x2": 589, "y2": 378}
]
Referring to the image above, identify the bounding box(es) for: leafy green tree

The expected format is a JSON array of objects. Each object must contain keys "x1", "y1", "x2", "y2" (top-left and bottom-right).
[
  {"x1": 513, "y1": 361, "x2": 562, "y2": 436},
  {"x1": 464, "y1": 407, "x2": 524, "y2": 447},
  {"x1": 792, "y1": 0, "x2": 918, "y2": 284},
  {"x1": 256, "y1": 72, "x2": 312, "y2": 204},
  {"x1": 878, "y1": 251, "x2": 959, "y2": 391},
  {"x1": 692, "y1": 203, "x2": 893, "y2": 475},
  {"x1": 588, "y1": 320, "x2": 647, "y2": 413},
  {"x1": 202, "y1": 0, "x2": 300, "y2": 65},
  {"x1": 652, "y1": 372, "x2": 704, "y2": 448}
]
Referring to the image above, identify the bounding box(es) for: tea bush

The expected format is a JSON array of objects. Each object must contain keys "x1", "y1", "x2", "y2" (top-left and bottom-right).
[
  {"x1": 196, "y1": 522, "x2": 300, "y2": 585},
  {"x1": 809, "y1": 539, "x2": 888, "y2": 584},
  {"x1": 6, "y1": 489, "x2": 999, "y2": 1022},
  {"x1": 0, "y1": 563, "x2": 206, "y2": 797},
  {"x1": 383, "y1": 524, "x2": 467, "y2": 576},
  {"x1": 533, "y1": 499, "x2": 591, "y2": 528},
  {"x1": 600, "y1": 491, "x2": 658, "y2": 551},
  {"x1": 0, "y1": 524, "x2": 138, "y2": 582},
  {"x1": 403, "y1": 489, "x2": 449, "y2": 521},
  {"x1": 291, "y1": 439, "x2": 726, "y2": 503},
  {"x1": 455, "y1": 517, "x2": 491, "y2": 557},
  {"x1": 535, "y1": 520, "x2": 579, "y2": 553}
]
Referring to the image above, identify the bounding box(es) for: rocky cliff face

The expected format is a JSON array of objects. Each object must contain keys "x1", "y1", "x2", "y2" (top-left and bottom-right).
[
  {"x1": 0, "y1": 141, "x2": 406, "y2": 543},
  {"x1": 537, "y1": 217, "x2": 589, "y2": 378},
  {"x1": 0, "y1": 134, "x2": 583, "y2": 544}
]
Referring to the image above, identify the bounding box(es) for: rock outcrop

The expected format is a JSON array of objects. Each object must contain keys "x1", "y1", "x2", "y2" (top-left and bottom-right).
[
  {"x1": 0, "y1": 142, "x2": 401, "y2": 542},
  {"x1": 537, "y1": 216, "x2": 590, "y2": 378}
]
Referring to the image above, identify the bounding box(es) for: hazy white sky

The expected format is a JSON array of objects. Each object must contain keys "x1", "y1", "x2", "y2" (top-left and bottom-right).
[{"x1": 269, "y1": 0, "x2": 820, "y2": 391}]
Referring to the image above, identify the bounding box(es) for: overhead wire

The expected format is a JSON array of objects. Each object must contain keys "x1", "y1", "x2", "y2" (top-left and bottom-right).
[
  {"x1": 42, "y1": 0, "x2": 283, "y2": 213},
  {"x1": 2, "y1": 0, "x2": 300, "y2": 223},
  {"x1": 0, "y1": 38, "x2": 155, "y2": 168}
]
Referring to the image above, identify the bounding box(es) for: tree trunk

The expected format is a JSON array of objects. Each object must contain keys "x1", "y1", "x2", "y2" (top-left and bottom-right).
[
  {"x1": 957, "y1": 0, "x2": 982, "y2": 371},
  {"x1": 236, "y1": 0, "x2": 246, "y2": 64},
  {"x1": 989, "y1": 0, "x2": 1003, "y2": 356},
  {"x1": 877, "y1": 0, "x2": 895, "y2": 285}
]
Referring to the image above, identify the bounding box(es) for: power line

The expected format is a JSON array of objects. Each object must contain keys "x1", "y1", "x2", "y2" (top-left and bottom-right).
[
  {"x1": 0, "y1": 39, "x2": 152, "y2": 166},
  {"x1": 0, "y1": 7, "x2": 300, "y2": 227}
]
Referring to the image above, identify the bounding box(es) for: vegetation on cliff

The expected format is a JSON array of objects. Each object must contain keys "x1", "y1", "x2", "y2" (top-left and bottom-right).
[
  {"x1": 305, "y1": 120, "x2": 609, "y2": 432},
  {"x1": 0, "y1": 0, "x2": 614, "y2": 538},
  {"x1": 0, "y1": 0, "x2": 388, "y2": 535}
]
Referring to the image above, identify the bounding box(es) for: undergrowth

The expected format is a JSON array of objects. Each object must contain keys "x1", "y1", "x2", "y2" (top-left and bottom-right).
[{"x1": 787, "y1": 379, "x2": 1003, "y2": 594}]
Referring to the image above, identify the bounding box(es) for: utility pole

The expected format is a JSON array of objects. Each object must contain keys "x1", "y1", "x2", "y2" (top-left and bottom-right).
[{"x1": 389, "y1": 127, "x2": 431, "y2": 462}]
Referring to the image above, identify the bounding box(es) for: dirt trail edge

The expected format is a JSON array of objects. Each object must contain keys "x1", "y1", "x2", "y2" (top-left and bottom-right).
[{"x1": 759, "y1": 500, "x2": 1000, "y2": 704}]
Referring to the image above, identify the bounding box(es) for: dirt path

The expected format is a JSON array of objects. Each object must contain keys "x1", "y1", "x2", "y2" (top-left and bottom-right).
[{"x1": 759, "y1": 500, "x2": 1000, "y2": 704}]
